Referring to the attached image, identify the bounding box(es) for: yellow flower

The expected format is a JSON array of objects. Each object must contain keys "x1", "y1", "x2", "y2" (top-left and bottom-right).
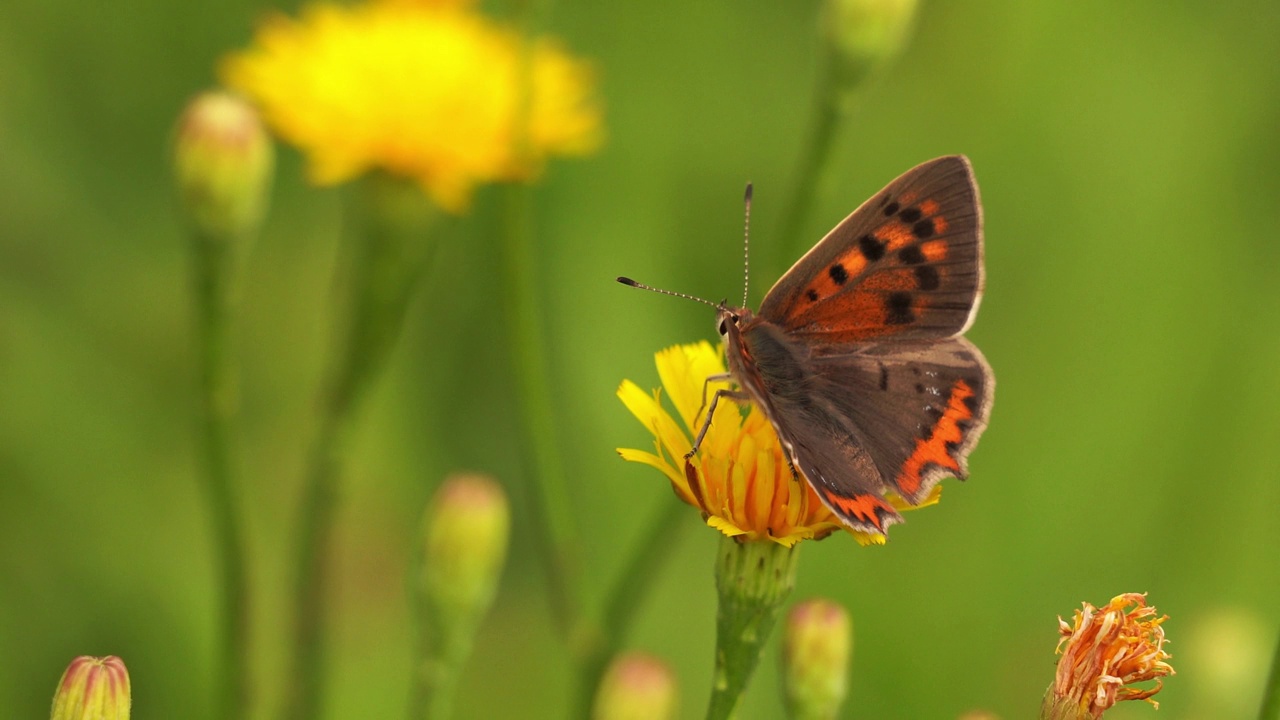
[
  {"x1": 219, "y1": 1, "x2": 601, "y2": 213},
  {"x1": 1044, "y1": 593, "x2": 1174, "y2": 720},
  {"x1": 617, "y1": 341, "x2": 939, "y2": 547}
]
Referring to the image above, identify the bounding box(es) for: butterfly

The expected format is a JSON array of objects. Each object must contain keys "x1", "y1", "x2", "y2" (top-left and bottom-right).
[{"x1": 620, "y1": 156, "x2": 993, "y2": 535}]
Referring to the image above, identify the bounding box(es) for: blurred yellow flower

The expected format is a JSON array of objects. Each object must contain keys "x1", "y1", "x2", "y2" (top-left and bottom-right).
[
  {"x1": 219, "y1": 0, "x2": 601, "y2": 213},
  {"x1": 1044, "y1": 593, "x2": 1174, "y2": 720},
  {"x1": 617, "y1": 341, "x2": 938, "y2": 547}
]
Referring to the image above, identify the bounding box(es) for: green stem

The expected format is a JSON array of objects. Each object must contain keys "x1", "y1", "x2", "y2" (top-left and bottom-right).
[
  {"x1": 504, "y1": 0, "x2": 587, "y2": 655},
  {"x1": 285, "y1": 175, "x2": 443, "y2": 720},
  {"x1": 1258, "y1": 629, "x2": 1280, "y2": 720},
  {"x1": 189, "y1": 228, "x2": 251, "y2": 720},
  {"x1": 500, "y1": 184, "x2": 586, "y2": 645},
  {"x1": 706, "y1": 538, "x2": 799, "y2": 720},
  {"x1": 771, "y1": 74, "x2": 850, "y2": 283},
  {"x1": 409, "y1": 605, "x2": 476, "y2": 720},
  {"x1": 576, "y1": 498, "x2": 690, "y2": 718}
]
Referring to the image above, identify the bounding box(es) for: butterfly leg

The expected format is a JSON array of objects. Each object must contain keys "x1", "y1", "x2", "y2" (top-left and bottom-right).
[
  {"x1": 693, "y1": 373, "x2": 735, "y2": 426},
  {"x1": 685, "y1": 387, "x2": 750, "y2": 460}
]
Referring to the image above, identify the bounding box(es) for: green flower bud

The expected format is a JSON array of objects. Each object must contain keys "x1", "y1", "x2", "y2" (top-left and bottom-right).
[
  {"x1": 420, "y1": 473, "x2": 510, "y2": 619},
  {"x1": 592, "y1": 652, "x2": 678, "y2": 720},
  {"x1": 173, "y1": 91, "x2": 274, "y2": 241},
  {"x1": 782, "y1": 598, "x2": 851, "y2": 720},
  {"x1": 821, "y1": 0, "x2": 918, "y2": 95},
  {"x1": 50, "y1": 656, "x2": 131, "y2": 720},
  {"x1": 413, "y1": 473, "x2": 511, "y2": 718}
]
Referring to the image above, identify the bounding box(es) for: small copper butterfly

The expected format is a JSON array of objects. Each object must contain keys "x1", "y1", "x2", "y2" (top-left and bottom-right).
[{"x1": 620, "y1": 156, "x2": 994, "y2": 535}]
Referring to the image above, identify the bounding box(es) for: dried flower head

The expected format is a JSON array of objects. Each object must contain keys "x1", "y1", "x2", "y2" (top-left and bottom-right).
[{"x1": 1044, "y1": 593, "x2": 1174, "y2": 719}]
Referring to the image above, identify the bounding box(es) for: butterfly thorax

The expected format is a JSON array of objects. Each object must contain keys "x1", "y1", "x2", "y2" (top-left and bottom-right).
[{"x1": 718, "y1": 306, "x2": 813, "y2": 422}]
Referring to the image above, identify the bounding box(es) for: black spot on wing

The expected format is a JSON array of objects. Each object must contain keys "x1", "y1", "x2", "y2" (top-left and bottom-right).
[
  {"x1": 885, "y1": 291, "x2": 914, "y2": 325},
  {"x1": 828, "y1": 263, "x2": 849, "y2": 285},
  {"x1": 898, "y1": 246, "x2": 925, "y2": 265},
  {"x1": 914, "y1": 265, "x2": 940, "y2": 291},
  {"x1": 858, "y1": 235, "x2": 886, "y2": 261}
]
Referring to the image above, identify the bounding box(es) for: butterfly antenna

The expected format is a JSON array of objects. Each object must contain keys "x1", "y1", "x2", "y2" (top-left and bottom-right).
[
  {"x1": 616, "y1": 277, "x2": 720, "y2": 308},
  {"x1": 741, "y1": 183, "x2": 753, "y2": 308}
]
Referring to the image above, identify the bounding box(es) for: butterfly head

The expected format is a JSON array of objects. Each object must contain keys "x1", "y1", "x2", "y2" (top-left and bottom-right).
[{"x1": 715, "y1": 304, "x2": 747, "y2": 338}]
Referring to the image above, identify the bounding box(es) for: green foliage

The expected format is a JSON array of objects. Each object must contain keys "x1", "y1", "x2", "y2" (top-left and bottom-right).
[{"x1": 1, "y1": 1, "x2": 1279, "y2": 718}]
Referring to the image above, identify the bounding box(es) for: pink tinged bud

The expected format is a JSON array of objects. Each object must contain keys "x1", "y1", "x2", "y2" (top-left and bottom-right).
[
  {"x1": 592, "y1": 652, "x2": 678, "y2": 720},
  {"x1": 421, "y1": 473, "x2": 510, "y2": 618},
  {"x1": 782, "y1": 598, "x2": 852, "y2": 720},
  {"x1": 173, "y1": 91, "x2": 274, "y2": 240},
  {"x1": 50, "y1": 656, "x2": 131, "y2": 720}
]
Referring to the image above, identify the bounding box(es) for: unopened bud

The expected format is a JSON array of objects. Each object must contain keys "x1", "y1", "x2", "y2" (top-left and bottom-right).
[
  {"x1": 173, "y1": 91, "x2": 274, "y2": 240},
  {"x1": 420, "y1": 473, "x2": 510, "y2": 622},
  {"x1": 821, "y1": 0, "x2": 918, "y2": 95},
  {"x1": 782, "y1": 598, "x2": 851, "y2": 720},
  {"x1": 50, "y1": 656, "x2": 131, "y2": 720},
  {"x1": 592, "y1": 652, "x2": 677, "y2": 720}
]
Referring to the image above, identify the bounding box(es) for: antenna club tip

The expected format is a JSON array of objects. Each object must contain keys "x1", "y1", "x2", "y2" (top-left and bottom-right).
[
  {"x1": 744, "y1": 183, "x2": 753, "y2": 201},
  {"x1": 616, "y1": 276, "x2": 639, "y2": 287}
]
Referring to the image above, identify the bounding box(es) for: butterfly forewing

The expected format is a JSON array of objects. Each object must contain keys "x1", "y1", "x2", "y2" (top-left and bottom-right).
[{"x1": 758, "y1": 155, "x2": 982, "y2": 344}]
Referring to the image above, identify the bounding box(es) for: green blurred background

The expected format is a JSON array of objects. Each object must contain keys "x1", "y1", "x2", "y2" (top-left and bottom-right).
[{"x1": 2, "y1": 0, "x2": 1279, "y2": 718}]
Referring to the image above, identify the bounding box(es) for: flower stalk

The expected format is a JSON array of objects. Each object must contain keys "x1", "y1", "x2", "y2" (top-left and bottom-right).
[
  {"x1": 502, "y1": 0, "x2": 590, "y2": 658},
  {"x1": 772, "y1": 0, "x2": 918, "y2": 278},
  {"x1": 173, "y1": 91, "x2": 272, "y2": 720},
  {"x1": 188, "y1": 215, "x2": 253, "y2": 720},
  {"x1": 578, "y1": 497, "x2": 691, "y2": 718},
  {"x1": 287, "y1": 173, "x2": 444, "y2": 720},
  {"x1": 500, "y1": 182, "x2": 586, "y2": 646},
  {"x1": 706, "y1": 536, "x2": 799, "y2": 720},
  {"x1": 1258, "y1": 629, "x2": 1280, "y2": 720},
  {"x1": 412, "y1": 474, "x2": 510, "y2": 720}
]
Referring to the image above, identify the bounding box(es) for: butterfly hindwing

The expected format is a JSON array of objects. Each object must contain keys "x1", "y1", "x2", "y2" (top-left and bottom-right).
[
  {"x1": 807, "y1": 337, "x2": 994, "y2": 507},
  {"x1": 739, "y1": 330, "x2": 993, "y2": 535},
  {"x1": 758, "y1": 155, "x2": 982, "y2": 343}
]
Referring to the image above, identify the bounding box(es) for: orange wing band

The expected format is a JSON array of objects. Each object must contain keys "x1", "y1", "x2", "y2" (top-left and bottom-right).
[
  {"x1": 896, "y1": 379, "x2": 975, "y2": 496},
  {"x1": 825, "y1": 491, "x2": 896, "y2": 533}
]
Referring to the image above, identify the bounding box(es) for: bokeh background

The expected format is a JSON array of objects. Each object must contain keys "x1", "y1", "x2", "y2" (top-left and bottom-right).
[{"x1": 2, "y1": 0, "x2": 1279, "y2": 718}]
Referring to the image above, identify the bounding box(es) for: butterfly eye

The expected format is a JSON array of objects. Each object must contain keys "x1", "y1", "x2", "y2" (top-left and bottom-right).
[{"x1": 718, "y1": 319, "x2": 729, "y2": 335}]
